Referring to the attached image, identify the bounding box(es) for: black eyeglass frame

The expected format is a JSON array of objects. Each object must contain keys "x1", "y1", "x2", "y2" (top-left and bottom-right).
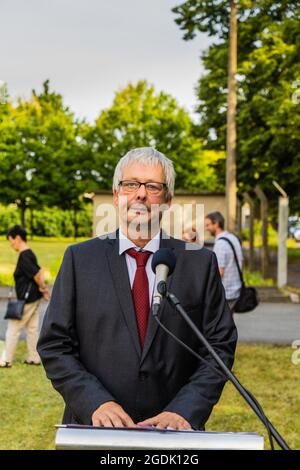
[{"x1": 118, "y1": 180, "x2": 168, "y2": 192}]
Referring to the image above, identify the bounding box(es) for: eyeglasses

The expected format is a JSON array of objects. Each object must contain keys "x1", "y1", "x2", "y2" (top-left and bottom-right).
[{"x1": 119, "y1": 180, "x2": 167, "y2": 195}]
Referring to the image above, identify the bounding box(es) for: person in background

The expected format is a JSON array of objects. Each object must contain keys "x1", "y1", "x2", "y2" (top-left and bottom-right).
[
  {"x1": 205, "y1": 212, "x2": 243, "y2": 313},
  {"x1": 0, "y1": 225, "x2": 50, "y2": 368},
  {"x1": 182, "y1": 226, "x2": 197, "y2": 243}
]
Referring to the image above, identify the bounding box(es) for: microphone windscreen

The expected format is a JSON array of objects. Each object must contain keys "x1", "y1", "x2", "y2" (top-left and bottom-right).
[{"x1": 151, "y1": 248, "x2": 176, "y2": 275}]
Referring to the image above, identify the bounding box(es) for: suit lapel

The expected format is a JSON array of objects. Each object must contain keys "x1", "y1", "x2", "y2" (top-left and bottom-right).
[{"x1": 105, "y1": 232, "x2": 142, "y2": 358}]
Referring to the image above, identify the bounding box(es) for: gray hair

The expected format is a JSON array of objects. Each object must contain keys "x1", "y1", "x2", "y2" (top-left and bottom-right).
[{"x1": 112, "y1": 147, "x2": 176, "y2": 200}]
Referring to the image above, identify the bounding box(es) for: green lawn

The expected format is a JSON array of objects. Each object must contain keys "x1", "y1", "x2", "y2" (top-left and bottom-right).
[
  {"x1": 0, "y1": 341, "x2": 299, "y2": 450},
  {"x1": 0, "y1": 238, "x2": 87, "y2": 286},
  {"x1": 1, "y1": 237, "x2": 299, "y2": 287}
]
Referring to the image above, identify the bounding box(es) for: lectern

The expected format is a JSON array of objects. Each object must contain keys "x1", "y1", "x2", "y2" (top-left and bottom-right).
[{"x1": 55, "y1": 426, "x2": 264, "y2": 450}]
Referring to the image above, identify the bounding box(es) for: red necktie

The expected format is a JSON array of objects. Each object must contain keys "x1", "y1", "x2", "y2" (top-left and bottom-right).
[{"x1": 127, "y1": 248, "x2": 152, "y2": 348}]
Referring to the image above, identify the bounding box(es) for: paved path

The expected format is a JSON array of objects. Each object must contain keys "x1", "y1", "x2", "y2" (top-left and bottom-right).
[
  {"x1": 0, "y1": 301, "x2": 299, "y2": 345},
  {"x1": 234, "y1": 303, "x2": 300, "y2": 345}
]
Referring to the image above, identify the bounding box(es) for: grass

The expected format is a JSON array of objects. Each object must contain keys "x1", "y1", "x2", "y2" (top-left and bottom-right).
[
  {"x1": 0, "y1": 341, "x2": 299, "y2": 450},
  {"x1": 207, "y1": 344, "x2": 300, "y2": 450},
  {"x1": 0, "y1": 236, "x2": 299, "y2": 287},
  {"x1": 0, "y1": 238, "x2": 88, "y2": 286},
  {"x1": 0, "y1": 340, "x2": 63, "y2": 450},
  {"x1": 288, "y1": 247, "x2": 300, "y2": 264},
  {"x1": 243, "y1": 269, "x2": 274, "y2": 287}
]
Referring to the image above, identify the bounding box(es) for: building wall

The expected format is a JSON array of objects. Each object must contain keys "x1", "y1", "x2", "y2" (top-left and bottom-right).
[{"x1": 92, "y1": 191, "x2": 226, "y2": 242}]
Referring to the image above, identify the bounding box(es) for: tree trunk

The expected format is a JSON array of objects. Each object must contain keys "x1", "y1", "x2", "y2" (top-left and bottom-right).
[
  {"x1": 73, "y1": 206, "x2": 78, "y2": 240},
  {"x1": 236, "y1": 198, "x2": 242, "y2": 239},
  {"x1": 255, "y1": 186, "x2": 269, "y2": 278},
  {"x1": 272, "y1": 182, "x2": 289, "y2": 288},
  {"x1": 243, "y1": 192, "x2": 255, "y2": 272},
  {"x1": 277, "y1": 196, "x2": 289, "y2": 288},
  {"x1": 226, "y1": 0, "x2": 238, "y2": 232},
  {"x1": 30, "y1": 208, "x2": 34, "y2": 239},
  {"x1": 20, "y1": 201, "x2": 26, "y2": 228}
]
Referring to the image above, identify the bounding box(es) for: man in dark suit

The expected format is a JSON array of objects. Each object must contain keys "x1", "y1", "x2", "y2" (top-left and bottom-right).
[{"x1": 37, "y1": 147, "x2": 237, "y2": 431}]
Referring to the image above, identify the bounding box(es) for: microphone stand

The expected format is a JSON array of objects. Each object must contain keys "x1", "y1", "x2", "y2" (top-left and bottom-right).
[{"x1": 154, "y1": 282, "x2": 290, "y2": 451}]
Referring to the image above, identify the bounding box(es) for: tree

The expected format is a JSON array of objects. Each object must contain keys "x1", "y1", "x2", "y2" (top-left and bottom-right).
[
  {"x1": 85, "y1": 80, "x2": 222, "y2": 192},
  {"x1": 0, "y1": 81, "x2": 91, "y2": 234},
  {"x1": 0, "y1": 98, "x2": 42, "y2": 225},
  {"x1": 226, "y1": 0, "x2": 238, "y2": 231},
  {"x1": 173, "y1": 0, "x2": 300, "y2": 212}
]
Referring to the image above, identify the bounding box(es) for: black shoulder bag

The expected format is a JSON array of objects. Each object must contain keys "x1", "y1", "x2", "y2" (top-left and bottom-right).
[
  {"x1": 218, "y1": 237, "x2": 259, "y2": 313},
  {"x1": 4, "y1": 283, "x2": 32, "y2": 320}
]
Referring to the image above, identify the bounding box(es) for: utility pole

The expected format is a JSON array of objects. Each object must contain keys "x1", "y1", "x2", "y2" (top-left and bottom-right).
[
  {"x1": 226, "y1": 0, "x2": 237, "y2": 232},
  {"x1": 273, "y1": 181, "x2": 289, "y2": 288},
  {"x1": 255, "y1": 185, "x2": 269, "y2": 279},
  {"x1": 243, "y1": 192, "x2": 255, "y2": 272}
]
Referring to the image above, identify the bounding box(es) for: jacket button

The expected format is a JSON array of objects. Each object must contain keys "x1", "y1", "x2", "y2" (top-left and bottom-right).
[{"x1": 139, "y1": 372, "x2": 148, "y2": 381}]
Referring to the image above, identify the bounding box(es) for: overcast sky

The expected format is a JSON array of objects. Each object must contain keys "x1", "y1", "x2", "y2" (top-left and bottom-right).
[{"x1": 1, "y1": 0, "x2": 211, "y2": 121}]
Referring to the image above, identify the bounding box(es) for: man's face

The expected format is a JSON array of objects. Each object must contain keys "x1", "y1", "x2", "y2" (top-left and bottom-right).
[
  {"x1": 205, "y1": 218, "x2": 217, "y2": 237},
  {"x1": 8, "y1": 235, "x2": 20, "y2": 252},
  {"x1": 114, "y1": 162, "x2": 171, "y2": 236},
  {"x1": 182, "y1": 228, "x2": 197, "y2": 243}
]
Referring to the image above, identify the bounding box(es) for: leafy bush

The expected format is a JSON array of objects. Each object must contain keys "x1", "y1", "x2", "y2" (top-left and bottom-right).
[
  {"x1": 0, "y1": 204, "x2": 20, "y2": 232},
  {"x1": 0, "y1": 204, "x2": 92, "y2": 237}
]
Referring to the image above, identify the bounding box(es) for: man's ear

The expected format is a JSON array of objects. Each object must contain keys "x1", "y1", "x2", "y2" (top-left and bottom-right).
[{"x1": 113, "y1": 190, "x2": 119, "y2": 208}]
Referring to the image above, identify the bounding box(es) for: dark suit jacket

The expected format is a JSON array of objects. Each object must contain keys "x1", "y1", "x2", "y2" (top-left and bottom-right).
[{"x1": 37, "y1": 231, "x2": 237, "y2": 430}]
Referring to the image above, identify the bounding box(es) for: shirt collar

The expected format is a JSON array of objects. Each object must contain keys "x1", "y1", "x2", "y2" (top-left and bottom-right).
[
  {"x1": 215, "y1": 230, "x2": 228, "y2": 240},
  {"x1": 119, "y1": 229, "x2": 161, "y2": 255}
]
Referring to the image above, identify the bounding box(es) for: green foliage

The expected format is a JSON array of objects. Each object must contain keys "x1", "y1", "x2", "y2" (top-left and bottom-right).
[
  {"x1": 173, "y1": 0, "x2": 232, "y2": 40},
  {"x1": 0, "y1": 79, "x2": 224, "y2": 232},
  {"x1": 243, "y1": 269, "x2": 274, "y2": 287},
  {"x1": 189, "y1": 149, "x2": 225, "y2": 190},
  {"x1": 0, "y1": 204, "x2": 92, "y2": 238},
  {"x1": 173, "y1": 1, "x2": 300, "y2": 211},
  {"x1": 0, "y1": 81, "x2": 91, "y2": 229},
  {"x1": 0, "y1": 204, "x2": 20, "y2": 229},
  {"x1": 85, "y1": 80, "x2": 219, "y2": 192}
]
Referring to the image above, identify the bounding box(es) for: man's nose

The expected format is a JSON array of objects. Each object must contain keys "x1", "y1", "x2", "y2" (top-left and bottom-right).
[{"x1": 136, "y1": 184, "x2": 147, "y2": 199}]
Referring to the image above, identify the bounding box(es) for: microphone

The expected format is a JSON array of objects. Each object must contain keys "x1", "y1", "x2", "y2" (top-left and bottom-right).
[{"x1": 151, "y1": 248, "x2": 176, "y2": 316}]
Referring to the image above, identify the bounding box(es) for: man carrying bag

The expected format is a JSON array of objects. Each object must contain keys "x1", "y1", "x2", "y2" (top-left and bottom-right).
[
  {"x1": 218, "y1": 237, "x2": 259, "y2": 313},
  {"x1": 205, "y1": 212, "x2": 259, "y2": 313}
]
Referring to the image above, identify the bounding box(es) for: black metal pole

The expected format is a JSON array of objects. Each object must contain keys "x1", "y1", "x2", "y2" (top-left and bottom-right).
[{"x1": 161, "y1": 288, "x2": 290, "y2": 451}]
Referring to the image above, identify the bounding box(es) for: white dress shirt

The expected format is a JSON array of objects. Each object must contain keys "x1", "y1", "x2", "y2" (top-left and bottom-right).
[{"x1": 119, "y1": 229, "x2": 161, "y2": 303}]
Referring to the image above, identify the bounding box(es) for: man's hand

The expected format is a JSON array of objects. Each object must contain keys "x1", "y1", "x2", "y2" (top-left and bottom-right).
[
  {"x1": 137, "y1": 412, "x2": 192, "y2": 430},
  {"x1": 92, "y1": 401, "x2": 136, "y2": 428},
  {"x1": 39, "y1": 286, "x2": 50, "y2": 302},
  {"x1": 35, "y1": 270, "x2": 50, "y2": 301},
  {"x1": 218, "y1": 267, "x2": 225, "y2": 278}
]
